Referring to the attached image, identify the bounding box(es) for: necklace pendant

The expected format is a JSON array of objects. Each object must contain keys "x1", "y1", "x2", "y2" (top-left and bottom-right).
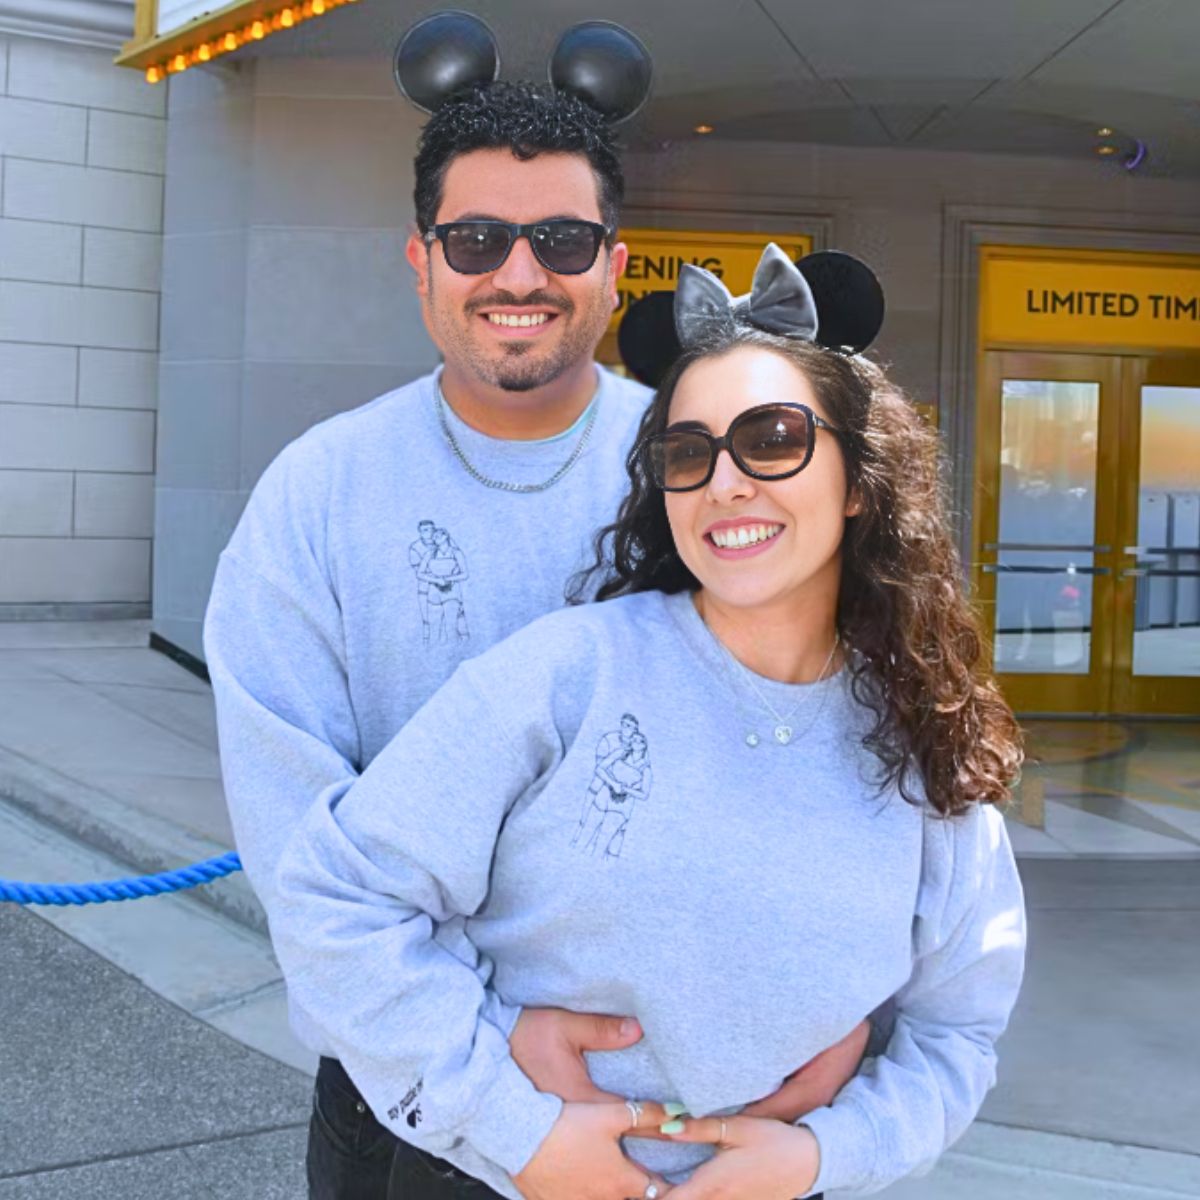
[
  {"x1": 745, "y1": 732, "x2": 760, "y2": 748},
  {"x1": 774, "y1": 724, "x2": 793, "y2": 745}
]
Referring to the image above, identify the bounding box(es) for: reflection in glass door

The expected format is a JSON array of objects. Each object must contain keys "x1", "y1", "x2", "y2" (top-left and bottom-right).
[
  {"x1": 976, "y1": 354, "x2": 1120, "y2": 713},
  {"x1": 1112, "y1": 358, "x2": 1200, "y2": 714},
  {"x1": 991, "y1": 379, "x2": 1100, "y2": 675}
]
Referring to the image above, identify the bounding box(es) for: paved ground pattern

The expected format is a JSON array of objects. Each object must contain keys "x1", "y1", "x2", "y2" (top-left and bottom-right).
[{"x1": 0, "y1": 907, "x2": 310, "y2": 1198}]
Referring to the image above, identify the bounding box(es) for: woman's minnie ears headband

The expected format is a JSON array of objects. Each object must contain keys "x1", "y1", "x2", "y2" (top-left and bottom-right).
[
  {"x1": 618, "y1": 245, "x2": 885, "y2": 387},
  {"x1": 676, "y1": 244, "x2": 885, "y2": 354},
  {"x1": 394, "y1": 11, "x2": 653, "y2": 123}
]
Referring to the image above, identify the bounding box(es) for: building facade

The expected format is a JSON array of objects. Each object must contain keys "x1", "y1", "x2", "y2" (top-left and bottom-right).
[{"x1": 2, "y1": 0, "x2": 1198, "y2": 721}]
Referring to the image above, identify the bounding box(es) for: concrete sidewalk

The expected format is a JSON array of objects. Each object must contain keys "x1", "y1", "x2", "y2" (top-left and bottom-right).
[
  {"x1": 0, "y1": 905, "x2": 310, "y2": 1199},
  {"x1": 0, "y1": 619, "x2": 261, "y2": 931},
  {"x1": 2, "y1": 621, "x2": 1199, "y2": 1198}
]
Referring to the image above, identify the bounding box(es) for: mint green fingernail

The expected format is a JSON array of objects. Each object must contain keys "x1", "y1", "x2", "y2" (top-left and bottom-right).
[
  {"x1": 664, "y1": 1103, "x2": 689, "y2": 1117},
  {"x1": 660, "y1": 1120, "x2": 685, "y2": 1134}
]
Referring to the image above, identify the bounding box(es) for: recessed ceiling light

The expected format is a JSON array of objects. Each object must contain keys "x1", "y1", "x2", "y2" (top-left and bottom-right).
[
  {"x1": 1096, "y1": 126, "x2": 1114, "y2": 137},
  {"x1": 693, "y1": 124, "x2": 714, "y2": 135},
  {"x1": 1096, "y1": 145, "x2": 1117, "y2": 156}
]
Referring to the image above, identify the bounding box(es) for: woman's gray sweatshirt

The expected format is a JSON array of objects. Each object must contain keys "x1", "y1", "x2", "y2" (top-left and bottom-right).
[{"x1": 273, "y1": 589, "x2": 1026, "y2": 1198}]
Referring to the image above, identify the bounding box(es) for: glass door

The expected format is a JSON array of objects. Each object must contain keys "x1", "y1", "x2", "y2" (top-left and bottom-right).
[
  {"x1": 1112, "y1": 356, "x2": 1200, "y2": 715},
  {"x1": 976, "y1": 353, "x2": 1122, "y2": 714},
  {"x1": 977, "y1": 352, "x2": 1200, "y2": 716}
]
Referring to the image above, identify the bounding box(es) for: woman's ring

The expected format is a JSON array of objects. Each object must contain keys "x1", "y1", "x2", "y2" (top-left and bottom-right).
[
  {"x1": 644, "y1": 1184, "x2": 660, "y2": 1200},
  {"x1": 625, "y1": 1099, "x2": 644, "y2": 1130},
  {"x1": 719, "y1": 1118, "x2": 727, "y2": 1144}
]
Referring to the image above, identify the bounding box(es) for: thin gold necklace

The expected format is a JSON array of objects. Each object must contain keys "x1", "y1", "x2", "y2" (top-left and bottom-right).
[{"x1": 715, "y1": 633, "x2": 840, "y2": 746}]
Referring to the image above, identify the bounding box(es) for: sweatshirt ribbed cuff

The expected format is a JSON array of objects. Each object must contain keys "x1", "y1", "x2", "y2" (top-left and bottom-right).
[
  {"x1": 481, "y1": 991, "x2": 523, "y2": 1040},
  {"x1": 799, "y1": 1096, "x2": 880, "y2": 1195},
  {"x1": 463, "y1": 1056, "x2": 563, "y2": 1177}
]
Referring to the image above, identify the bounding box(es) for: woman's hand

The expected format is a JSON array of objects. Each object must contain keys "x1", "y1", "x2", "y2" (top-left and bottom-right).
[
  {"x1": 660, "y1": 1115, "x2": 821, "y2": 1200},
  {"x1": 513, "y1": 1102, "x2": 673, "y2": 1200}
]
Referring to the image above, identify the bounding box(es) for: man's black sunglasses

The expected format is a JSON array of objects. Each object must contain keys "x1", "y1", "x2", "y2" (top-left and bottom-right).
[
  {"x1": 639, "y1": 402, "x2": 843, "y2": 493},
  {"x1": 426, "y1": 219, "x2": 612, "y2": 276}
]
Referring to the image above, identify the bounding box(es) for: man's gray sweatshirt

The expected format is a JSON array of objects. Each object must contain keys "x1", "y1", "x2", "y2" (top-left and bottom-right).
[
  {"x1": 202, "y1": 366, "x2": 650, "y2": 1056},
  {"x1": 272, "y1": 589, "x2": 1027, "y2": 1198}
]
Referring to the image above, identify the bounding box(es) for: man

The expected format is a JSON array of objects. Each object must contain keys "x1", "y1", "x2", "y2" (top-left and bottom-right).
[
  {"x1": 204, "y1": 81, "x2": 868, "y2": 1199},
  {"x1": 408, "y1": 519, "x2": 437, "y2": 642}
]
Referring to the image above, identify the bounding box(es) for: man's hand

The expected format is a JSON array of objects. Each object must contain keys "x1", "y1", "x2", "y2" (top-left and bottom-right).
[
  {"x1": 741, "y1": 1018, "x2": 870, "y2": 1122},
  {"x1": 510, "y1": 1007, "x2": 643, "y2": 1103},
  {"x1": 514, "y1": 1102, "x2": 672, "y2": 1200}
]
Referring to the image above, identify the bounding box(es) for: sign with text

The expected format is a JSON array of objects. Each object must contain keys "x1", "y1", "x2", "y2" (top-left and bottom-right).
[
  {"x1": 609, "y1": 229, "x2": 813, "y2": 335},
  {"x1": 981, "y1": 249, "x2": 1200, "y2": 351}
]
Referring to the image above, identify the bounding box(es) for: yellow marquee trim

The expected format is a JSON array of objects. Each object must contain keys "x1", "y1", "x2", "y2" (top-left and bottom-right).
[{"x1": 116, "y1": 0, "x2": 357, "y2": 79}]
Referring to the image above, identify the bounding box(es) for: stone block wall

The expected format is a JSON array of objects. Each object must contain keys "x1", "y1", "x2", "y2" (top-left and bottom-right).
[{"x1": 0, "y1": 34, "x2": 165, "y2": 615}]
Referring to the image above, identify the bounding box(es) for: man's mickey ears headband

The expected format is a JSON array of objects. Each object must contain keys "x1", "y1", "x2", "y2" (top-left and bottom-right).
[
  {"x1": 394, "y1": 11, "x2": 653, "y2": 123},
  {"x1": 619, "y1": 246, "x2": 885, "y2": 386}
]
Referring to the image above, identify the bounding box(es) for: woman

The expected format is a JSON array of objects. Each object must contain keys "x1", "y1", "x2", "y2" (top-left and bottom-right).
[
  {"x1": 418, "y1": 526, "x2": 470, "y2": 644},
  {"x1": 273, "y1": 246, "x2": 1025, "y2": 1200}
]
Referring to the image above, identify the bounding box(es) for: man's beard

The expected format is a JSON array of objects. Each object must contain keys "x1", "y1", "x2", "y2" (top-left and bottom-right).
[
  {"x1": 488, "y1": 338, "x2": 581, "y2": 393},
  {"x1": 438, "y1": 283, "x2": 610, "y2": 393}
]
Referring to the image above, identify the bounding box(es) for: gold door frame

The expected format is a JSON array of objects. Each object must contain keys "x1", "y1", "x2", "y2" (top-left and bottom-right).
[
  {"x1": 1112, "y1": 355, "x2": 1200, "y2": 715},
  {"x1": 975, "y1": 352, "x2": 1122, "y2": 714}
]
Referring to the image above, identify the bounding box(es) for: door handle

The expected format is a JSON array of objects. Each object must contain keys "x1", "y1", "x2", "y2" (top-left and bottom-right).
[
  {"x1": 982, "y1": 564, "x2": 1110, "y2": 576},
  {"x1": 984, "y1": 542, "x2": 1111, "y2": 553},
  {"x1": 1122, "y1": 568, "x2": 1200, "y2": 579}
]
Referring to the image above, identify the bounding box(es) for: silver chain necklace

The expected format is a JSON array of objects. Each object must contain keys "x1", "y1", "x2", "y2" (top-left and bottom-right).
[
  {"x1": 435, "y1": 380, "x2": 598, "y2": 494},
  {"x1": 716, "y1": 634, "x2": 840, "y2": 748}
]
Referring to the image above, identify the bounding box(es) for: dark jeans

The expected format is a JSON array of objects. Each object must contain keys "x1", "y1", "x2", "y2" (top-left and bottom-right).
[
  {"x1": 308, "y1": 1057, "x2": 824, "y2": 1199},
  {"x1": 308, "y1": 1057, "x2": 500, "y2": 1199}
]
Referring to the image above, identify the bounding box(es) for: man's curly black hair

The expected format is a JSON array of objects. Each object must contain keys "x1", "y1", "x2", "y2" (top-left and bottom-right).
[{"x1": 413, "y1": 82, "x2": 624, "y2": 237}]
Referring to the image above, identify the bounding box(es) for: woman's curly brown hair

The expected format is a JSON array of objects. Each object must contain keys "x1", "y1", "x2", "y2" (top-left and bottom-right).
[{"x1": 574, "y1": 330, "x2": 1023, "y2": 817}]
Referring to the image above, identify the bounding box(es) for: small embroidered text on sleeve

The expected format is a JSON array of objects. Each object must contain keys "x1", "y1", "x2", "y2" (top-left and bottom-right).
[{"x1": 388, "y1": 1077, "x2": 424, "y2": 1124}]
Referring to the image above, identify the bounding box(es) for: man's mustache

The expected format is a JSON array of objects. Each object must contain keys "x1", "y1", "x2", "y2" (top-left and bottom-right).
[{"x1": 465, "y1": 291, "x2": 573, "y2": 315}]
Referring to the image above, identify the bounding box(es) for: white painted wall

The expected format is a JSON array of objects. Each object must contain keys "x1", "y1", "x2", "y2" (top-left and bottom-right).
[
  {"x1": 153, "y1": 57, "x2": 435, "y2": 658},
  {"x1": 0, "y1": 34, "x2": 165, "y2": 614}
]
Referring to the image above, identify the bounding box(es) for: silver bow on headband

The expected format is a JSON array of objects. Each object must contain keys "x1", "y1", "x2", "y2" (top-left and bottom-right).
[{"x1": 674, "y1": 242, "x2": 818, "y2": 349}]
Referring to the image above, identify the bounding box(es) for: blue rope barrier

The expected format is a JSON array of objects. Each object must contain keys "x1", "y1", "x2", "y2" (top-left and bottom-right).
[{"x1": 0, "y1": 852, "x2": 242, "y2": 906}]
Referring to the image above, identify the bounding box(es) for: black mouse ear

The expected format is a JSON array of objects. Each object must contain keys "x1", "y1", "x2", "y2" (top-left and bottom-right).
[
  {"x1": 794, "y1": 251, "x2": 885, "y2": 354},
  {"x1": 549, "y1": 21, "x2": 653, "y2": 124},
  {"x1": 618, "y1": 291, "x2": 681, "y2": 387},
  {"x1": 393, "y1": 11, "x2": 500, "y2": 113}
]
